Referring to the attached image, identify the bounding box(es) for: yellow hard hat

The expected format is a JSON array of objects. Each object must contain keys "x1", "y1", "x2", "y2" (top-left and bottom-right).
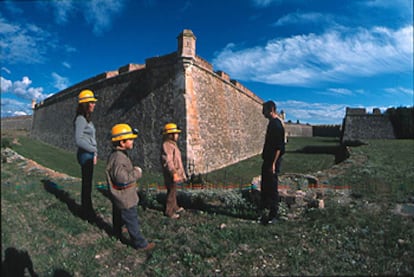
[
  {"x1": 163, "y1": 123, "x2": 181, "y2": 135},
  {"x1": 78, "y1": 89, "x2": 97, "y2": 103},
  {"x1": 111, "y1": 124, "x2": 138, "y2": 141}
]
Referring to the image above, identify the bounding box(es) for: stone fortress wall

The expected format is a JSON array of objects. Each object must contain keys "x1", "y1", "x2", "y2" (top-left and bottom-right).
[
  {"x1": 30, "y1": 30, "x2": 268, "y2": 174},
  {"x1": 285, "y1": 123, "x2": 313, "y2": 137},
  {"x1": 341, "y1": 107, "x2": 395, "y2": 142}
]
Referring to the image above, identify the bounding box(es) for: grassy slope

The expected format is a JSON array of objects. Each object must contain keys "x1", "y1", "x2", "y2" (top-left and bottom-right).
[
  {"x1": 5, "y1": 135, "x2": 338, "y2": 186},
  {"x1": 1, "y1": 135, "x2": 414, "y2": 276}
]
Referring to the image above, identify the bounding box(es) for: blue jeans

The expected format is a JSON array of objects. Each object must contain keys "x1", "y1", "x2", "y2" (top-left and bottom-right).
[
  {"x1": 77, "y1": 149, "x2": 94, "y2": 166},
  {"x1": 113, "y1": 205, "x2": 148, "y2": 249}
]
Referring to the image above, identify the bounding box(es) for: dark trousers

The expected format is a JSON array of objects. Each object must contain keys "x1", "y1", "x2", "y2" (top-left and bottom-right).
[
  {"x1": 260, "y1": 157, "x2": 282, "y2": 219},
  {"x1": 78, "y1": 150, "x2": 94, "y2": 217},
  {"x1": 113, "y1": 205, "x2": 148, "y2": 249},
  {"x1": 165, "y1": 183, "x2": 179, "y2": 217}
]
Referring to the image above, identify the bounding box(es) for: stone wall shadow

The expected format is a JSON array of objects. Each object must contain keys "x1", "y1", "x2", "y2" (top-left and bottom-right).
[
  {"x1": 295, "y1": 145, "x2": 350, "y2": 164},
  {"x1": 42, "y1": 179, "x2": 113, "y2": 237},
  {"x1": 104, "y1": 73, "x2": 154, "y2": 117}
]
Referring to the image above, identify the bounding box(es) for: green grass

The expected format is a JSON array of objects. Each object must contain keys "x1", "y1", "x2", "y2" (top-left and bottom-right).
[
  {"x1": 205, "y1": 136, "x2": 338, "y2": 185},
  {"x1": 2, "y1": 134, "x2": 414, "y2": 276},
  {"x1": 5, "y1": 135, "x2": 338, "y2": 187},
  {"x1": 331, "y1": 139, "x2": 414, "y2": 201}
]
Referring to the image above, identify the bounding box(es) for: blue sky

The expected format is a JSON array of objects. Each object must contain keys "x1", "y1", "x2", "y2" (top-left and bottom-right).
[{"x1": 1, "y1": 0, "x2": 413, "y2": 124}]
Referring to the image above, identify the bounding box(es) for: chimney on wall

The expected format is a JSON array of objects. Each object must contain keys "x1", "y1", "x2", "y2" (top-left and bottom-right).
[{"x1": 177, "y1": 29, "x2": 196, "y2": 58}]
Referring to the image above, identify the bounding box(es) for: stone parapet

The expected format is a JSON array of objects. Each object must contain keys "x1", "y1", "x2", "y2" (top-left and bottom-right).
[
  {"x1": 118, "y1": 64, "x2": 145, "y2": 74},
  {"x1": 341, "y1": 114, "x2": 395, "y2": 142}
]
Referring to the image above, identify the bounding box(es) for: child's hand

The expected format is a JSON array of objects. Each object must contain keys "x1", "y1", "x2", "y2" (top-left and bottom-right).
[
  {"x1": 173, "y1": 173, "x2": 181, "y2": 183},
  {"x1": 135, "y1": 166, "x2": 143, "y2": 177}
]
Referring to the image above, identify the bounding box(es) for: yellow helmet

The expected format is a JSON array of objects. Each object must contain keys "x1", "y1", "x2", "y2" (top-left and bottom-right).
[
  {"x1": 163, "y1": 123, "x2": 181, "y2": 135},
  {"x1": 78, "y1": 89, "x2": 97, "y2": 103},
  {"x1": 111, "y1": 124, "x2": 138, "y2": 141}
]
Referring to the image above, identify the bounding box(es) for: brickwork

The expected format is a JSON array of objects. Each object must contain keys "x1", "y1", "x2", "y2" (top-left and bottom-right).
[
  {"x1": 341, "y1": 108, "x2": 395, "y2": 142},
  {"x1": 186, "y1": 62, "x2": 266, "y2": 173},
  {"x1": 31, "y1": 30, "x2": 267, "y2": 174}
]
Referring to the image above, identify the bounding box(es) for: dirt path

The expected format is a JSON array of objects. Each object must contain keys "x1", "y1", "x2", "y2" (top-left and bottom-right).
[{"x1": 2, "y1": 147, "x2": 79, "y2": 181}]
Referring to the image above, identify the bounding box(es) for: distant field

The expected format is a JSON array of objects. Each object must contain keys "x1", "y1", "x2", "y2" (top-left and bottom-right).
[{"x1": 2, "y1": 132, "x2": 413, "y2": 276}]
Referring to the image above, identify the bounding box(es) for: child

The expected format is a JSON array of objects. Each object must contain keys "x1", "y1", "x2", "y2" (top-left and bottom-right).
[
  {"x1": 106, "y1": 123, "x2": 155, "y2": 250},
  {"x1": 160, "y1": 123, "x2": 186, "y2": 219}
]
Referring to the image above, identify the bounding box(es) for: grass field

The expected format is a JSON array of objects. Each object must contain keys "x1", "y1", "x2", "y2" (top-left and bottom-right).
[{"x1": 1, "y1": 132, "x2": 414, "y2": 276}]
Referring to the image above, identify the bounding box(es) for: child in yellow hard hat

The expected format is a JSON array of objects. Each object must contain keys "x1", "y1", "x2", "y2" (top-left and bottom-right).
[
  {"x1": 160, "y1": 123, "x2": 186, "y2": 219},
  {"x1": 106, "y1": 123, "x2": 155, "y2": 251}
]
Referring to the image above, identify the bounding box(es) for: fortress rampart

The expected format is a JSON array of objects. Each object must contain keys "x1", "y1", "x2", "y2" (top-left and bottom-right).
[
  {"x1": 341, "y1": 107, "x2": 395, "y2": 142},
  {"x1": 31, "y1": 30, "x2": 267, "y2": 174},
  {"x1": 285, "y1": 123, "x2": 313, "y2": 137}
]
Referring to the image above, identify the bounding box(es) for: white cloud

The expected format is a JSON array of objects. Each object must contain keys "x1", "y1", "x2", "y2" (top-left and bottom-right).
[
  {"x1": 1, "y1": 76, "x2": 47, "y2": 101},
  {"x1": 0, "y1": 15, "x2": 76, "y2": 65},
  {"x1": 273, "y1": 12, "x2": 329, "y2": 27},
  {"x1": 362, "y1": 0, "x2": 413, "y2": 11},
  {"x1": 0, "y1": 17, "x2": 53, "y2": 64},
  {"x1": 1, "y1": 76, "x2": 13, "y2": 92},
  {"x1": 1, "y1": 98, "x2": 31, "y2": 117},
  {"x1": 52, "y1": 72, "x2": 70, "y2": 90},
  {"x1": 1, "y1": 67, "x2": 11, "y2": 74},
  {"x1": 36, "y1": 0, "x2": 126, "y2": 36},
  {"x1": 384, "y1": 86, "x2": 414, "y2": 95},
  {"x1": 251, "y1": 0, "x2": 282, "y2": 8},
  {"x1": 327, "y1": 88, "x2": 353, "y2": 96},
  {"x1": 50, "y1": 0, "x2": 75, "y2": 25},
  {"x1": 213, "y1": 25, "x2": 413, "y2": 87},
  {"x1": 62, "y1": 62, "x2": 71, "y2": 69},
  {"x1": 83, "y1": 0, "x2": 125, "y2": 36},
  {"x1": 13, "y1": 77, "x2": 44, "y2": 100},
  {"x1": 278, "y1": 100, "x2": 347, "y2": 124}
]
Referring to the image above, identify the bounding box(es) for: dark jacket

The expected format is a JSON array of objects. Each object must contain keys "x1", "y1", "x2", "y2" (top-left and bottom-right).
[{"x1": 262, "y1": 117, "x2": 285, "y2": 163}]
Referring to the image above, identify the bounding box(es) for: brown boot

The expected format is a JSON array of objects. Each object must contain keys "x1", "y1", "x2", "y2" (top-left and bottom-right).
[{"x1": 141, "y1": 242, "x2": 155, "y2": 251}]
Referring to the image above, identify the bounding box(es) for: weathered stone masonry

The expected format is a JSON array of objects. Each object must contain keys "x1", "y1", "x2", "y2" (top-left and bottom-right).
[
  {"x1": 31, "y1": 30, "x2": 267, "y2": 174},
  {"x1": 341, "y1": 107, "x2": 395, "y2": 142}
]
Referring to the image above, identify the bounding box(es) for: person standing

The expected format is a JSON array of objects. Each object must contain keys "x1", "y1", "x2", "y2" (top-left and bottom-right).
[
  {"x1": 260, "y1": 100, "x2": 285, "y2": 225},
  {"x1": 74, "y1": 89, "x2": 98, "y2": 220},
  {"x1": 106, "y1": 123, "x2": 155, "y2": 251},
  {"x1": 160, "y1": 123, "x2": 186, "y2": 219}
]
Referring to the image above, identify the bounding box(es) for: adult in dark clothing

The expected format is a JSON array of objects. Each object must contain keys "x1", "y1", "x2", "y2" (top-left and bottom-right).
[{"x1": 260, "y1": 100, "x2": 285, "y2": 225}]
